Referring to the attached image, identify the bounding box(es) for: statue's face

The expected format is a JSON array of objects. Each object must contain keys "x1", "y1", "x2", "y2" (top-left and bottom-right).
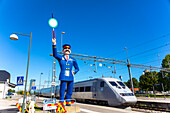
[{"x1": 62, "y1": 47, "x2": 71, "y2": 55}]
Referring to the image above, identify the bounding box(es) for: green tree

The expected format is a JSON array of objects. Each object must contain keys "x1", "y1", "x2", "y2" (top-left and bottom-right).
[
  {"x1": 157, "y1": 54, "x2": 170, "y2": 91},
  {"x1": 156, "y1": 72, "x2": 170, "y2": 91},
  {"x1": 162, "y1": 54, "x2": 170, "y2": 68},
  {"x1": 139, "y1": 71, "x2": 158, "y2": 91},
  {"x1": 17, "y1": 90, "x2": 23, "y2": 95},
  {"x1": 124, "y1": 77, "x2": 139, "y2": 88},
  {"x1": 8, "y1": 89, "x2": 15, "y2": 93},
  {"x1": 8, "y1": 89, "x2": 13, "y2": 93}
]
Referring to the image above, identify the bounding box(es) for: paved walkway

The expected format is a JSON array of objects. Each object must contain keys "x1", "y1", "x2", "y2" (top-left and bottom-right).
[{"x1": 0, "y1": 99, "x2": 19, "y2": 113}]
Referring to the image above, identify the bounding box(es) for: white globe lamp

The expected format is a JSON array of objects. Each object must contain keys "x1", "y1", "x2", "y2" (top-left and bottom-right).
[
  {"x1": 10, "y1": 34, "x2": 18, "y2": 40},
  {"x1": 48, "y1": 18, "x2": 58, "y2": 28}
]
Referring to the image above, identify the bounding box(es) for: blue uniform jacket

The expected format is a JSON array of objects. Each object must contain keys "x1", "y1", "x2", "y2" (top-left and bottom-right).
[{"x1": 53, "y1": 45, "x2": 79, "y2": 81}]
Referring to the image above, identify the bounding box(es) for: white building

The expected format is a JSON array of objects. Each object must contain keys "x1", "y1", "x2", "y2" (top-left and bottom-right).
[{"x1": 0, "y1": 70, "x2": 16, "y2": 99}]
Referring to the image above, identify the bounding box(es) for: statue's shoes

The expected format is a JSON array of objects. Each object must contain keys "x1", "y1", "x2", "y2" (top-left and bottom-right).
[{"x1": 66, "y1": 104, "x2": 71, "y2": 106}]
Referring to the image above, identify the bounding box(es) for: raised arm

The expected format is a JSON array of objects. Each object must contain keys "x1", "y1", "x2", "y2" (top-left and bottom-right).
[{"x1": 52, "y1": 38, "x2": 62, "y2": 60}]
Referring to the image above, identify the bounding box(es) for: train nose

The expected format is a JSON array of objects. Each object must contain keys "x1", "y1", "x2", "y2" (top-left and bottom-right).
[{"x1": 124, "y1": 96, "x2": 137, "y2": 104}]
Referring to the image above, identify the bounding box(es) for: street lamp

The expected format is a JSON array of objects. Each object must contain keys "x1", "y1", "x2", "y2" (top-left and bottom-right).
[
  {"x1": 49, "y1": 54, "x2": 57, "y2": 98},
  {"x1": 61, "y1": 32, "x2": 65, "y2": 51},
  {"x1": 10, "y1": 32, "x2": 32, "y2": 113},
  {"x1": 124, "y1": 47, "x2": 129, "y2": 59},
  {"x1": 39, "y1": 73, "x2": 43, "y2": 98}
]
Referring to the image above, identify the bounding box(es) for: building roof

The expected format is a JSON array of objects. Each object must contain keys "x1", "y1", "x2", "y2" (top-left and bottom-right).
[
  {"x1": 0, "y1": 70, "x2": 17, "y2": 88},
  {"x1": 7, "y1": 82, "x2": 17, "y2": 88},
  {"x1": 0, "y1": 70, "x2": 10, "y2": 82}
]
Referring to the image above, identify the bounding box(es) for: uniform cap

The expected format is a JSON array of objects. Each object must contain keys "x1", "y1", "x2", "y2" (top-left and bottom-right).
[{"x1": 63, "y1": 44, "x2": 71, "y2": 49}]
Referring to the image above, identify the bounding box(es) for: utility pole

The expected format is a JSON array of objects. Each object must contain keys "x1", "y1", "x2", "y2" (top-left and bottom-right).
[
  {"x1": 51, "y1": 57, "x2": 56, "y2": 98},
  {"x1": 125, "y1": 47, "x2": 134, "y2": 94},
  {"x1": 51, "y1": 58, "x2": 53, "y2": 98},
  {"x1": 127, "y1": 59, "x2": 134, "y2": 94},
  {"x1": 95, "y1": 57, "x2": 97, "y2": 73},
  {"x1": 113, "y1": 62, "x2": 116, "y2": 78},
  {"x1": 158, "y1": 55, "x2": 166, "y2": 99},
  {"x1": 150, "y1": 66, "x2": 156, "y2": 98}
]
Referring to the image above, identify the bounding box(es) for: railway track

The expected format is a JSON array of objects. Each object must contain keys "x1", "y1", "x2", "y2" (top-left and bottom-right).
[{"x1": 131, "y1": 101, "x2": 170, "y2": 113}]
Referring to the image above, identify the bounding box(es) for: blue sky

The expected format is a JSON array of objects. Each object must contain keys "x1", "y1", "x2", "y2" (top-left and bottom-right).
[{"x1": 0, "y1": 0, "x2": 170, "y2": 90}]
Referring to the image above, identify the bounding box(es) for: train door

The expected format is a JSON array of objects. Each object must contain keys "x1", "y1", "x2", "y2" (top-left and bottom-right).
[
  {"x1": 96, "y1": 80, "x2": 106, "y2": 100},
  {"x1": 96, "y1": 80, "x2": 117, "y2": 102},
  {"x1": 92, "y1": 81, "x2": 97, "y2": 98}
]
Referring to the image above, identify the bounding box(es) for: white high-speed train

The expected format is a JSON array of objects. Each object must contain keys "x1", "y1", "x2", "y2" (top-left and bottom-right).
[{"x1": 36, "y1": 77, "x2": 137, "y2": 106}]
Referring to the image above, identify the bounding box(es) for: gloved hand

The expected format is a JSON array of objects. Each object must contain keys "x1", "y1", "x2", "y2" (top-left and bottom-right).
[{"x1": 52, "y1": 38, "x2": 56, "y2": 45}]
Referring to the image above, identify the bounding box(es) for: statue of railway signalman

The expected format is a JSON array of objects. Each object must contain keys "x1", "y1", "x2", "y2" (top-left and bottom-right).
[{"x1": 52, "y1": 38, "x2": 79, "y2": 104}]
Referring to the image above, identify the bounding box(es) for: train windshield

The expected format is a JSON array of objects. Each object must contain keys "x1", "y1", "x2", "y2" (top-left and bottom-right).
[
  {"x1": 117, "y1": 81, "x2": 125, "y2": 87},
  {"x1": 109, "y1": 81, "x2": 118, "y2": 87}
]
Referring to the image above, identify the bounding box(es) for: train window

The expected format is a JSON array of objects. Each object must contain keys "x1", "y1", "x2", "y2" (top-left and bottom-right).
[
  {"x1": 100, "y1": 81, "x2": 104, "y2": 87},
  {"x1": 109, "y1": 82, "x2": 118, "y2": 87},
  {"x1": 85, "y1": 86, "x2": 91, "y2": 92},
  {"x1": 80, "y1": 87, "x2": 84, "y2": 92},
  {"x1": 75, "y1": 87, "x2": 79, "y2": 92},
  {"x1": 117, "y1": 81, "x2": 125, "y2": 87}
]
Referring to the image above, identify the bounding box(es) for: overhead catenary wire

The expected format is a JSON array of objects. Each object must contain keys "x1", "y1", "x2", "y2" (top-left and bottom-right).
[
  {"x1": 102, "y1": 64, "x2": 116, "y2": 74},
  {"x1": 106, "y1": 33, "x2": 170, "y2": 58},
  {"x1": 83, "y1": 60, "x2": 96, "y2": 73},
  {"x1": 126, "y1": 48, "x2": 170, "y2": 60},
  {"x1": 139, "y1": 59, "x2": 160, "y2": 65},
  {"x1": 121, "y1": 43, "x2": 170, "y2": 60},
  {"x1": 126, "y1": 49, "x2": 170, "y2": 67},
  {"x1": 127, "y1": 34, "x2": 170, "y2": 50}
]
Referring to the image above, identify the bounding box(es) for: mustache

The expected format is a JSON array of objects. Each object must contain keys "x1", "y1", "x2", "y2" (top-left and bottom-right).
[{"x1": 65, "y1": 50, "x2": 70, "y2": 52}]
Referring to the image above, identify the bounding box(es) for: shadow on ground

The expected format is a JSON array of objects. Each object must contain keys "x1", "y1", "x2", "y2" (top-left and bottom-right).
[{"x1": 0, "y1": 108, "x2": 18, "y2": 113}]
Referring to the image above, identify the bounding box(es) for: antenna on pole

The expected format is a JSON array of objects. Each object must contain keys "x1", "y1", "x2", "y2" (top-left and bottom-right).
[{"x1": 52, "y1": 13, "x2": 53, "y2": 18}]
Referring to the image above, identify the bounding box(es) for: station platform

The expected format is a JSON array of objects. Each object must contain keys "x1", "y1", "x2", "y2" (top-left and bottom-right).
[{"x1": 137, "y1": 97, "x2": 170, "y2": 103}]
